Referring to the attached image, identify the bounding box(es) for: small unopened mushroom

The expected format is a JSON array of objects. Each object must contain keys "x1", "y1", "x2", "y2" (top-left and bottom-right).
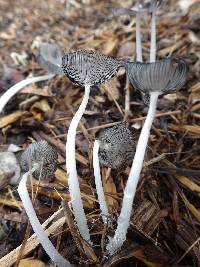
[
  {"x1": 17, "y1": 141, "x2": 71, "y2": 267},
  {"x1": 62, "y1": 49, "x2": 123, "y2": 243},
  {"x1": 20, "y1": 140, "x2": 58, "y2": 180},
  {"x1": 97, "y1": 123, "x2": 135, "y2": 170},
  {"x1": 93, "y1": 123, "x2": 135, "y2": 224},
  {"x1": 107, "y1": 58, "x2": 187, "y2": 255}
]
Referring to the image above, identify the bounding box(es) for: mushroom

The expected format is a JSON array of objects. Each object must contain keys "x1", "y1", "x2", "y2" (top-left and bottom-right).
[
  {"x1": 111, "y1": 4, "x2": 143, "y2": 119},
  {"x1": 111, "y1": 1, "x2": 163, "y2": 62},
  {"x1": 111, "y1": 0, "x2": 162, "y2": 117},
  {"x1": 62, "y1": 49, "x2": 123, "y2": 243},
  {"x1": 20, "y1": 140, "x2": 58, "y2": 180},
  {"x1": 111, "y1": 6, "x2": 142, "y2": 62},
  {"x1": 93, "y1": 123, "x2": 135, "y2": 224},
  {"x1": 97, "y1": 123, "x2": 135, "y2": 170},
  {"x1": 37, "y1": 43, "x2": 64, "y2": 75},
  {"x1": 18, "y1": 140, "x2": 72, "y2": 267},
  {"x1": 106, "y1": 57, "x2": 187, "y2": 255},
  {"x1": 0, "y1": 43, "x2": 64, "y2": 113},
  {"x1": 0, "y1": 43, "x2": 63, "y2": 113},
  {"x1": 0, "y1": 74, "x2": 54, "y2": 113}
]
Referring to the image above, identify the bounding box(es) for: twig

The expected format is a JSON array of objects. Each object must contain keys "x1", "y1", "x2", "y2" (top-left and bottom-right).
[
  {"x1": 61, "y1": 199, "x2": 85, "y2": 256},
  {"x1": 103, "y1": 86, "x2": 124, "y2": 116},
  {"x1": 84, "y1": 110, "x2": 181, "y2": 132},
  {"x1": 176, "y1": 236, "x2": 200, "y2": 264},
  {"x1": 0, "y1": 210, "x2": 65, "y2": 267}
]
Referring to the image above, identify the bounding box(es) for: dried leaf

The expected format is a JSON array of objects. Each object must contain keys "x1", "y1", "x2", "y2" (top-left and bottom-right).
[
  {"x1": 0, "y1": 111, "x2": 27, "y2": 128},
  {"x1": 29, "y1": 99, "x2": 51, "y2": 121},
  {"x1": 104, "y1": 244, "x2": 164, "y2": 267},
  {"x1": 30, "y1": 99, "x2": 51, "y2": 113},
  {"x1": 0, "y1": 196, "x2": 22, "y2": 209},
  {"x1": 55, "y1": 168, "x2": 68, "y2": 185},
  {"x1": 169, "y1": 124, "x2": 200, "y2": 136},
  {"x1": 182, "y1": 194, "x2": 200, "y2": 222},
  {"x1": 176, "y1": 175, "x2": 200, "y2": 194},
  {"x1": 102, "y1": 167, "x2": 118, "y2": 212},
  {"x1": 21, "y1": 85, "x2": 52, "y2": 97},
  {"x1": 1, "y1": 23, "x2": 16, "y2": 40},
  {"x1": 131, "y1": 200, "x2": 161, "y2": 236},
  {"x1": 189, "y1": 82, "x2": 200, "y2": 104},
  {"x1": 117, "y1": 42, "x2": 135, "y2": 59},
  {"x1": 18, "y1": 258, "x2": 45, "y2": 267},
  {"x1": 103, "y1": 38, "x2": 118, "y2": 55},
  {"x1": 102, "y1": 77, "x2": 120, "y2": 101}
]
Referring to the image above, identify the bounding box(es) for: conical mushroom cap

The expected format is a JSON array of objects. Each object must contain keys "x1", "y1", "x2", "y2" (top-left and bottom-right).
[
  {"x1": 110, "y1": 0, "x2": 162, "y2": 17},
  {"x1": 62, "y1": 50, "x2": 123, "y2": 86},
  {"x1": 97, "y1": 123, "x2": 135, "y2": 169},
  {"x1": 37, "y1": 43, "x2": 64, "y2": 75},
  {"x1": 20, "y1": 140, "x2": 58, "y2": 180},
  {"x1": 126, "y1": 58, "x2": 187, "y2": 95}
]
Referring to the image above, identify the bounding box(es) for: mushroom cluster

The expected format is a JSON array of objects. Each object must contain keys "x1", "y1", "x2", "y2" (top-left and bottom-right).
[
  {"x1": 0, "y1": 0, "x2": 188, "y2": 264},
  {"x1": 106, "y1": 1, "x2": 188, "y2": 255}
]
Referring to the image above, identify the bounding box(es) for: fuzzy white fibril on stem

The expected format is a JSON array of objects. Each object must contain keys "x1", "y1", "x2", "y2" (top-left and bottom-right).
[
  {"x1": 18, "y1": 166, "x2": 72, "y2": 267},
  {"x1": 66, "y1": 84, "x2": 91, "y2": 243},
  {"x1": 0, "y1": 74, "x2": 54, "y2": 113},
  {"x1": 93, "y1": 140, "x2": 109, "y2": 224}
]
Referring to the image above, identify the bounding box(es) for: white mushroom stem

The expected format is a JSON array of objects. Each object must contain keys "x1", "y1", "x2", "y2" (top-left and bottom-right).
[
  {"x1": 0, "y1": 74, "x2": 54, "y2": 113},
  {"x1": 66, "y1": 84, "x2": 91, "y2": 243},
  {"x1": 106, "y1": 91, "x2": 159, "y2": 255},
  {"x1": 136, "y1": 12, "x2": 143, "y2": 62},
  {"x1": 18, "y1": 166, "x2": 72, "y2": 267},
  {"x1": 125, "y1": 8, "x2": 142, "y2": 119},
  {"x1": 93, "y1": 140, "x2": 109, "y2": 224},
  {"x1": 150, "y1": 3, "x2": 157, "y2": 63}
]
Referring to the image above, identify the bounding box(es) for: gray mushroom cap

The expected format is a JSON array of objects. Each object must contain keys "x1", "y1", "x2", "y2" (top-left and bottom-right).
[
  {"x1": 97, "y1": 123, "x2": 135, "y2": 170},
  {"x1": 110, "y1": 0, "x2": 162, "y2": 17},
  {"x1": 37, "y1": 43, "x2": 64, "y2": 75},
  {"x1": 20, "y1": 140, "x2": 58, "y2": 180},
  {"x1": 61, "y1": 50, "x2": 123, "y2": 86},
  {"x1": 126, "y1": 58, "x2": 187, "y2": 95}
]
